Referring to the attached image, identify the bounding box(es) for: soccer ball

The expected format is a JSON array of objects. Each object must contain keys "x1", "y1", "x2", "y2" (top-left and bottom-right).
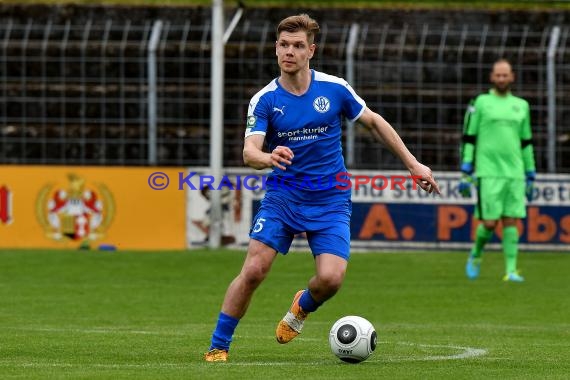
[{"x1": 329, "y1": 315, "x2": 377, "y2": 363}]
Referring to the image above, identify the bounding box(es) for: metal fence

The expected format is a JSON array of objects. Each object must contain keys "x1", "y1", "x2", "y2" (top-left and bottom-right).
[{"x1": 1, "y1": 16, "x2": 569, "y2": 171}]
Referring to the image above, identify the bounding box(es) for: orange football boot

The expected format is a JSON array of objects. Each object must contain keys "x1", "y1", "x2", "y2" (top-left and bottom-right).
[
  {"x1": 204, "y1": 348, "x2": 228, "y2": 362},
  {"x1": 276, "y1": 289, "x2": 309, "y2": 344}
]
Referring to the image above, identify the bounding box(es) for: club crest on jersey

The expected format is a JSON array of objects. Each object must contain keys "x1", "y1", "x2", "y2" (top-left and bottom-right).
[{"x1": 313, "y1": 96, "x2": 330, "y2": 113}]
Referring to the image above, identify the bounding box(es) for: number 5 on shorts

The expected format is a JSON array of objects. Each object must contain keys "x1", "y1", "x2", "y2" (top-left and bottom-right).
[{"x1": 253, "y1": 218, "x2": 266, "y2": 233}]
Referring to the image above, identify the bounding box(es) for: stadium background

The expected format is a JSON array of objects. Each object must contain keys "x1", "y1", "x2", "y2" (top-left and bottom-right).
[{"x1": 0, "y1": 3, "x2": 569, "y2": 250}]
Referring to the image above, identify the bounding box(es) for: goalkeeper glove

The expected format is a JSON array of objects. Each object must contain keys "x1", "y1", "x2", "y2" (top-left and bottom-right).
[
  {"x1": 458, "y1": 162, "x2": 475, "y2": 198},
  {"x1": 460, "y1": 162, "x2": 474, "y2": 175},
  {"x1": 458, "y1": 173, "x2": 475, "y2": 198},
  {"x1": 525, "y1": 171, "x2": 536, "y2": 202}
]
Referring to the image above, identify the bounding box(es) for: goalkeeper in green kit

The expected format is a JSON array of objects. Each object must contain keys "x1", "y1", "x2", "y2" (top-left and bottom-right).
[{"x1": 459, "y1": 58, "x2": 536, "y2": 282}]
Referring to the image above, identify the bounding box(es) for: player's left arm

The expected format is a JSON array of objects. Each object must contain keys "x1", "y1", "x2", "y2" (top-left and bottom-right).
[
  {"x1": 521, "y1": 101, "x2": 536, "y2": 174},
  {"x1": 521, "y1": 101, "x2": 536, "y2": 201},
  {"x1": 357, "y1": 107, "x2": 440, "y2": 194}
]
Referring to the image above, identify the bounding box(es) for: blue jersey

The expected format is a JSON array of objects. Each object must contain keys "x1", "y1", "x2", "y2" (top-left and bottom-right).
[{"x1": 245, "y1": 70, "x2": 366, "y2": 204}]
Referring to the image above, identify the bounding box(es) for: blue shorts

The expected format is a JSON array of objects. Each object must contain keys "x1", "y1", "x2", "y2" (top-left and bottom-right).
[{"x1": 249, "y1": 195, "x2": 352, "y2": 260}]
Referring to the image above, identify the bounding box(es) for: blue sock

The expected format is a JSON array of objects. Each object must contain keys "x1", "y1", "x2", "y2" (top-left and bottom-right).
[
  {"x1": 209, "y1": 312, "x2": 239, "y2": 351},
  {"x1": 298, "y1": 289, "x2": 322, "y2": 312}
]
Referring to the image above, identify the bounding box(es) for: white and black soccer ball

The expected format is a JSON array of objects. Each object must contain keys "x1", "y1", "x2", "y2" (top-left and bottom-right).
[{"x1": 329, "y1": 315, "x2": 377, "y2": 363}]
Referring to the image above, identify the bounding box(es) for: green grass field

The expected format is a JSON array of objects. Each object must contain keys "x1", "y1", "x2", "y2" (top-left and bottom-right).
[{"x1": 1, "y1": 249, "x2": 569, "y2": 379}]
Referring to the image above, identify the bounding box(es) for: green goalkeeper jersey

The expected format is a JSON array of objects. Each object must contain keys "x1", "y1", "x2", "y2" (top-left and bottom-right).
[{"x1": 461, "y1": 89, "x2": 536, "y2": 179}]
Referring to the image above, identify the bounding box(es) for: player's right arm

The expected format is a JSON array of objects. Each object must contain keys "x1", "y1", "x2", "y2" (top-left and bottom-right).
[
  {"x1": 460, "y1": 97, "x2": 481, "y2": 172},
  {"x1": 244, "y1": 88, "x2": 293, "y2": 171},
  {"x1": 243, "y1": 135, "x2": 293, "y2": 171}
]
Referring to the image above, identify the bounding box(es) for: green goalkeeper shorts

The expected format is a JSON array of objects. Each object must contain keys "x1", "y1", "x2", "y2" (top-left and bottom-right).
[{"x1": 475, "y1": 177, "x2": 526, "y2": 220}]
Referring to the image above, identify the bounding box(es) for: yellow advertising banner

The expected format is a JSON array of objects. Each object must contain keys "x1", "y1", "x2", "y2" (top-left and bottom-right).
[{"x1": 0, "y1": 166, "x2": 185, "y2": 250}]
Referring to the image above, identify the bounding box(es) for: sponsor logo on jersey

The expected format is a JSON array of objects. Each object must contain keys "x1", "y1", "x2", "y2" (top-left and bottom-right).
[
  {"x1": 246, "y1": 115, "x2": 257, "y2": 127},
  {"x1": 273, "y1": 106, "x2": 285, "y2": 115}
]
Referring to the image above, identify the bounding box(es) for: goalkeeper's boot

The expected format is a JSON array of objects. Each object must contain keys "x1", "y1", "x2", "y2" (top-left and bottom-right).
[
  {"x1": 465, "y1": 252, "x2": 482, "y2": 280},
  {"x1": 204, "y1": 348, "x2": 228, "y2": 362},
  {"x1": 503, "y1": 272, "x2": 524, "y2": 283},
  {"x1": 276, "y1": 290, "x2": 309, "y2": 344}
]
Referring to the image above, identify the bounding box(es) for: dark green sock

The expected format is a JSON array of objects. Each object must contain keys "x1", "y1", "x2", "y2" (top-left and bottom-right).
[
  {"x1": 472, "y1": 224, "x2": 493, "y2": 258},
  {"x1": 502, "y1": 226, "x2": 519, "y2": 274}
]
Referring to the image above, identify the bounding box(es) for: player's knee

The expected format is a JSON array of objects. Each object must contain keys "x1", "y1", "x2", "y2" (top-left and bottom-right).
[
  {"x1": 318, "y1": 271, "x2": 345, "y2": 293},
  {"x1": 241, "y1": 262, "x2": 270, "y2": 288},
  {"x1": 502, "y1": 217, "x2": 518, "y2": 227}
]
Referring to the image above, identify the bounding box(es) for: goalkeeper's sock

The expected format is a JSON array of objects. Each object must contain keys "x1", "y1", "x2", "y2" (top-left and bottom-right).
[
  {"x1": 298, "y1": 289, "x2": 323, "y2": 313},
  {"x1": 472, "y1": 224, "x2": 493, "y2": 258},
  {"x1": 502, "y1": 226, "x2": 519, "y2": 274},
  {"x1": 209, "y1": 312, "x2": 239, "y2": 351}
]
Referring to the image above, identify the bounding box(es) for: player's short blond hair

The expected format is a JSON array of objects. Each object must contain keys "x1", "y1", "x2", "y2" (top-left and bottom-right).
[{"x1": 276, "y1": 14, "x2": 320, "y2": 44}]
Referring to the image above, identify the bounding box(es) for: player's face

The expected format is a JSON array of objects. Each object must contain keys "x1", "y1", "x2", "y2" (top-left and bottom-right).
[
  {"x1": 490, "y1": 62, "x2": 514, "y2": 94},
  {"x1": 275, "y1": 31, "x2": 315, "y2": 74}
]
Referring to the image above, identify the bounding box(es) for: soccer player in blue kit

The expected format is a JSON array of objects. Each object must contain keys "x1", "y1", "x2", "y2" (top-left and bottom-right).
[{"x1": 204, "y1": 14, "x2": 440, "y2": 362}]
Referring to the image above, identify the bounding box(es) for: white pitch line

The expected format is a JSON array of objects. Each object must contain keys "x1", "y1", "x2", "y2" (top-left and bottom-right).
[
  {"x1": 228, "y1": 341, "x2": 487, "y2": 366},
  {"x1": 2, "y1": 341, "x2": 488, "y2": 369},
  {"x1": 1, "y1": 328, "x2": 488, "y2": 366},
  {"x1": 378, "y1": 342, "x2": 487, "y2": 362},
  {"x1": 427, "y1": 347, "x2": 488, "y2": 361}
]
